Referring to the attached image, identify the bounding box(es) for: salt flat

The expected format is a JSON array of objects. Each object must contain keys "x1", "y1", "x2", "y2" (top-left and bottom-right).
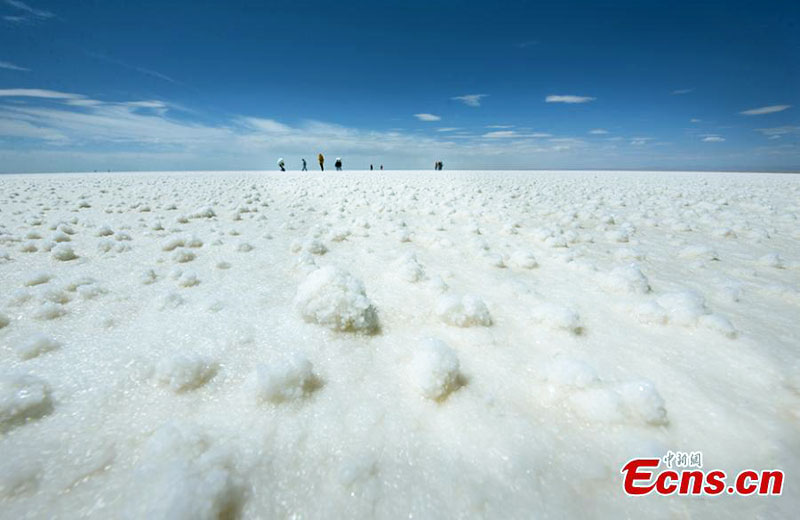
[{"x1": 0, "y1": 170, "x2": 798, "y2": 518}]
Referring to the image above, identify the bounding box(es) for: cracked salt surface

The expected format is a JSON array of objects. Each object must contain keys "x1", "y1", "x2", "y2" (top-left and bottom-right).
[{"x1": 0, "y1": 170, "x2": 798, "y2": 518}]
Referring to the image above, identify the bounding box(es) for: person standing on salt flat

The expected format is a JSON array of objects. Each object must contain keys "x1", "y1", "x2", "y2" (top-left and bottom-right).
[
  {"x1": 335, "y1": 157, "x2": 343, "y2": 170},
  {"x1": 301, "y1": 158, "x2": 307, "y2": 171},
  {"x1": 318, "y1": 153, "x2": 325, "y2": 171},
  {"x1": 277, "y1": 158, "x2": 285, "y2": 171}
]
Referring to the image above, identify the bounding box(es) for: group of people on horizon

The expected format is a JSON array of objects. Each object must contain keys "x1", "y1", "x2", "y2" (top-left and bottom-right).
[
  {"x1": 434, "y1": 161, "x2": 444, "y2": 170},
  {"x1": 277, "y1": 154, "x2": 386, "y2": 171}
]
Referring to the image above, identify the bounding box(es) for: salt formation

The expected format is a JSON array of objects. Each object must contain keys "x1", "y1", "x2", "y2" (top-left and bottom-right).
[
  {"x1": 154, "y1": 354, "x2": 218, "y2": 392},
  {"x1": 436, "y1": 294, "x2": 492, "y2": 327},
  {"x1": 0, "y1": 170, "x2": 797, "y2": 519},
  {"x1": 410, "y1": 338, "x2": 462, "y2": 400},
  {"x1": 0, "y1": 374, "x2": 52, "y2": 432},
  {"x1": 126, "y1": 424, "x2": 240, "y2": 519},
  {"x1": 294, "y1": 266, "x2": 379, "y2": 333},
  {"x1": 15, "y1": 333, "x2": 61, "y2": 360},
  {"x1": 251, "y1": 354, "x2": 317, "y2": 402}
]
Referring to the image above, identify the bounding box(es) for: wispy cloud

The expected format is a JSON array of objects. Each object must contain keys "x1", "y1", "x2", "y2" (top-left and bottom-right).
[
  {"x1": 486, "y1": 125, "x2": 513, "y2": 129},
  {"x1": 437, "y1": 127, "x2": 459, "y2": 132},
  {"x1": 755, "y1": 126, "x2": 800, "y2": 139},
  {"x1": 86, "y1": 52, "x2": 178, "y2": 84},
  {"x1": 3, "y1": 0, "x2": 53, "y2": 23},
  {"x1": 3, "y1": 86, "x2": 783, "y2": 172},
  {"x1": 671, "y1": 88, "x2": 694, "y2": 95},
  {"x1": 690, "y1": 118, "x2": 701, "y2": 123},
  {"x1": 740, "y1": 105, "x2": 791, "y2": 116},
  {"x1": 630, "y1": 137, "x2": 654, "y2": 146},
  {"x1": 0, "y1": 60, "x2": 29, "y2": 71},
  {"x1": 414, "y1": 113, "x2": 441, "y2": 121},
  {"x1": 545, "y1": 95, "x2": 595, "y2": 104},
  {"x1": 0, "y1": 88, "x2": 84, "y2": 99},
  {"x1": 452, "y1": 94, "x2": 487, "y2": 107},
  {"x1": 702, "y1": 135, "x2": 725, "y2": 143},
  {"x1": 589, "y1": 128, "x2": 608, "y2": 135},
  {"x1": 483, "y1": 130, "x2": 516, "y2": 138}
]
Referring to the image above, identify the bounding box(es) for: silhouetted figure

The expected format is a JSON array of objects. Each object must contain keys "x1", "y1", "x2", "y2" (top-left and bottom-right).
[
  {"x1": 335, "y1": 157, "x2": 342, "y2": 171},
  {"x1": 301, "y1": 158, "x2": 307, "y2": 171},
  {"x1": 370, "y1": 164, "x2": 373, "y2": 171},
  {"x1": 277, "y1": 158, "x2": 285, "y2": 172},
  {"x1": 318, "y1": 153, "x2": 325, "y2": 171},
  {"x1": 380, "y1": 165, "x2": 383, "y2": 170}
]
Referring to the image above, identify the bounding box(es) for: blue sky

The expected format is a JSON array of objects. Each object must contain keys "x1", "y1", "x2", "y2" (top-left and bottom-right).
[{"x1": 1, "y1": 0, "x2": 799, "y2": 172}]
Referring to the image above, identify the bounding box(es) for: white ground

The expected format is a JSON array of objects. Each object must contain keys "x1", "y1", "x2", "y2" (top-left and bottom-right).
[{"x1": 0, "y1": 170, "x2": 798, "y2": 519}]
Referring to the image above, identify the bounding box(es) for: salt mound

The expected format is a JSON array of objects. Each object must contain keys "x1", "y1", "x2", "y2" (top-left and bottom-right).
[
  {"x1": 436, "y1": 294, "x2": 492, "y2": 327},
  {"x1": 531, "y1": 303, "x2": 582, "y2": 334},
  {"x1": 569, "y1": 380, "x2": 668, "y2": 426},
  {"x1": 679, "y1": 245, "x2": 719, "y2": 261},
  {"x1": 601, "y1": 264, "x2": 651, "y2": 294},
  {"x1": 154, "y1": 355, "x2": 218, "y2": 392},
  {"x1": 698, "y1": 313, "x2": 738, "y2": 338},
  {"x1": 189, "y1": 206, "x2": 216, "y2": 219},
  {"x1": 251, "y1": 354, "x2": 317, "y2": 403},
  {"x1": 15, "y1": 333, "x2": 61, "y2": 360},
  {"x1": 0, "y1": 374, "x2": 52, "y2": 432},
  {"x1": 656, "y1": 290, "x2": 707, "y2": 325},
  {"x1": 172, "y1": 249, "x2": 196, "y2": 263},
  {"x1": 393, "y1": 252, "x2": 426, "y2": 283},
  {"x1": 410, "y1": 338, "x2": 462, "y2": 400},
  {"x1": 615, "y1": 380, "x2": 668, "y2": 425},
  {"x1": 32, "y1": 302, "x2": 66, "y2": 320},
  {"x1": 294, "y1": 266, "x2": 379, "y2": 333},
  {"x1": 128, "y1": 424, "x2": 240, "y2": 520},
  {"x1": 23, "y1": 271, "x2": 52, "y2": 287},
  {"x1": 51, "y1": 244, "x2": 77, "y2": 261},
  {"x1": 509, "y1": 251, "x2": 538, "y2": 269}
]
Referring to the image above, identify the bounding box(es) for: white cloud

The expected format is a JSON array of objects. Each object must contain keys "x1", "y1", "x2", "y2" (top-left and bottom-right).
[
  {"x1": 86, "y1": 52, "x2": 178, "y2": 84},
  {"x1": 545, "y1": 95, "x2": 595, "y2": 104},
  {"x1": 0, "y1": 88, "x2": 84, "y2": 99},
  {"x1": 690, "y1": 118, "x2": 701, "y2": 123},
  {"x1": 630, "y1": 137, "x2": 654, "y2": 146},
  {"x1": 4, "y1": 0, "x2": 54, "y2": 23},
  {"x1": 414, "y1": 113, "x2": 441, "y2": 122},
  {"x1": 3, "y1": 86, "x2": 780, "y2": 172},
  {"x1": 452, "y1": 94, "x2": 487, "y2": 107},
  {"x1": 0, "y1": 60, "x2": 29, "y2": 71},
  {"x1": 672, "y1": 88, "x2": 694, "y2": 95},
  {"x1": 122, "y1": 100, "x2": 168, "y2": 109},
  {"x1": 483, "y1": 130, "x2": 516, "y2": 138},
  {"x1": 740, "y1": 105, "x2": 791, "y2": 116},
  {"x1": 589, "y1": 129, "x2": 608, "y2": 135},
  {"x1": 486, "y1": 125, "x2": 513, "y2": 129},
  {"x1": 702, "y1": 136, "x2": 725, "y2": 142},
  {"x1": 755, "y1": 126, "x2": 799, "y2": 137},
  {"x1": 437, "y1": 127, "x2": 459, "y2": 132}
]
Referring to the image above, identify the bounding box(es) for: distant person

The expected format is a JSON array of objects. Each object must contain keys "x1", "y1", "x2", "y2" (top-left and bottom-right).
[
  {"x1": 277, "y1": 158, "x2": 285, "y2": 172},
  {"x1": 380, "y1": 165, "x2": 383, "y2": 170},
  {"x1": 335, "y1": 157, "x2": 342, "y2": 171},
  {"x1": 318, "y1": 153, "x2": 325, "y2": 171},
  {"x1": 301, "y1": 158, "x2": 307, "y2": 171},
  {"x1": 370, "y1": 164, "x2": 373, "y2": 171}
]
